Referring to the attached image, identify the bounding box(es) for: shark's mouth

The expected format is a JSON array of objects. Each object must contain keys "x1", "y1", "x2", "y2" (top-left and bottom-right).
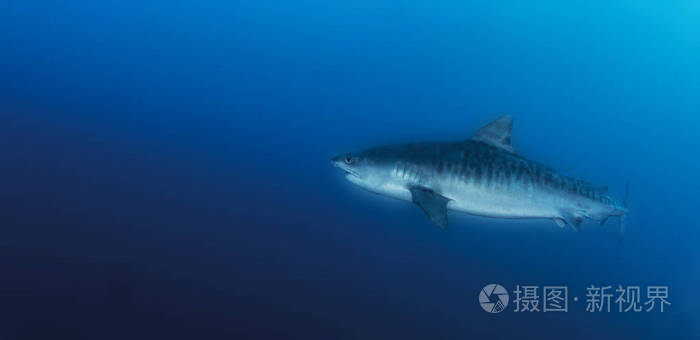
[
  {"x1": 343, "y1": 168, "x2": 360, "y2": 178},
  {"x1": 332, "y1": 160, "x2": 360, "y2": 178}
]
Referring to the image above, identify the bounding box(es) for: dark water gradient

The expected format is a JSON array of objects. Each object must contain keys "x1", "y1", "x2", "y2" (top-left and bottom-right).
[{"x1": 1, "y1": 1, "x2": 699, "y2": 339}]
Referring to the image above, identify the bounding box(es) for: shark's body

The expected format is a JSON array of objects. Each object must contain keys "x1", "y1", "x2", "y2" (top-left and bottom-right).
[{"x1": 332, "y1": 115, "x2": 628, "y2": 233}]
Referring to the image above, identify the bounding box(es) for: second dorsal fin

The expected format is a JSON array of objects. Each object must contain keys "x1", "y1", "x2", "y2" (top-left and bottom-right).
[{"x1": 470, "y1": 115, "x2": 515, "y2": 153}]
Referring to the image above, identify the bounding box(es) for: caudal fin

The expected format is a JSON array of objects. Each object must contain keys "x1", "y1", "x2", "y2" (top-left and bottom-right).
[
  {"x1": 623, "y1": 179, "x2": 630, "y2": 208},
  {"x1": 618, "y1": 180, "x2": 630, "y2": 243}
]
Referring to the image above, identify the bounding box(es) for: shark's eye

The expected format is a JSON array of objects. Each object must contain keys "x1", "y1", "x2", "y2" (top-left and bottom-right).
[{"x1": 345, "y1": 154, "x2": 352, "y2": 164}]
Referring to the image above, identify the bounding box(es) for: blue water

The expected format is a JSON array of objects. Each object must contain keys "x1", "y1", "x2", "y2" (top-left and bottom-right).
[{"x1": 1, "y1": 1, "x2": 698, "y2": 339}]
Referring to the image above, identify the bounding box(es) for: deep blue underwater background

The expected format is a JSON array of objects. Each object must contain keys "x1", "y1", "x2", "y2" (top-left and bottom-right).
[{"x1": 1, "y1": 1, "x2": 699, "y2": 339}]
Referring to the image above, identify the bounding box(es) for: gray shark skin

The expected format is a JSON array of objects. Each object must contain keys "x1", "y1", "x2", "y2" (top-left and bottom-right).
[{"x1": 331, "y1": 115, "x2": 628, "y2": 233}]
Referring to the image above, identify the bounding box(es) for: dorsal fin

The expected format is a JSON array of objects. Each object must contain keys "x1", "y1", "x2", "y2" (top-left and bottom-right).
[{"x1": 470, "y1": 115, "x2": 515, "y2": 153}]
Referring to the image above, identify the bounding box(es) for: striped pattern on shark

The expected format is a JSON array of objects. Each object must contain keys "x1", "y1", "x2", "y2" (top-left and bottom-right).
[{"x1": 332, "y1": 115, "x2": 628, "y2": 237}]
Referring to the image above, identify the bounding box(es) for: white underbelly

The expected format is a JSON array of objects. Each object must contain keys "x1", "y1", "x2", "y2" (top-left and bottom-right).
[
  {"x1": 356, "y1": 175, "x2": 572, "y2": 220},
  {"x1": 441, "y1": 182, "x2": 563, "y2": 219}
]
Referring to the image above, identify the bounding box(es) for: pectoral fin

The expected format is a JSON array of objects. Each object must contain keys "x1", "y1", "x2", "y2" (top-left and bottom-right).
[{"x1": 409, "y1": 187, "x2": 450, "y2": 230}]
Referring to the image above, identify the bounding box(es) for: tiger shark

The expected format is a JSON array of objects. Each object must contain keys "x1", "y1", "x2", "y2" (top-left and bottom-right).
[{"x1": 331, "y1": 115, "x2": 628, "y2": 236}]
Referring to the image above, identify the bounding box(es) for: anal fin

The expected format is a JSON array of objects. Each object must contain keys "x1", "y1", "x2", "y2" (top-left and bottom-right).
[
  {"x1": 563, "y1": 211, "x2": 588, "y2": 231},
  {"x1": 554, "y1": 218, "x2": 566, "y2": 228}
]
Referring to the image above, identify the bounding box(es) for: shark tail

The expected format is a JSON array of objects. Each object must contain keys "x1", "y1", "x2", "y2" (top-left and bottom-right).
[
  {"x1": 599, "y1": 180, "x2": 629, "y2": 242},
  {"x1": 618, "y1": 180, "x2": 630, "y2": 243}
]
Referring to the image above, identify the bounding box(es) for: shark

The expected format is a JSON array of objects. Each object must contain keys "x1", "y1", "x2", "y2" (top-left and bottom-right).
[{"x1": 331, "y1": 115, "x2": 628, "y2": 237}]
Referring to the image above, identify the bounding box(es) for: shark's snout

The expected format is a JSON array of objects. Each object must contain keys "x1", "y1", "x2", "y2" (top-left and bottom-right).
[
  {"x1": 330, "y1": 155, "x2": 345, "y2": 170},
  {"x1": 331, "y1": 154, "x2": 360, "y2": 178}
]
